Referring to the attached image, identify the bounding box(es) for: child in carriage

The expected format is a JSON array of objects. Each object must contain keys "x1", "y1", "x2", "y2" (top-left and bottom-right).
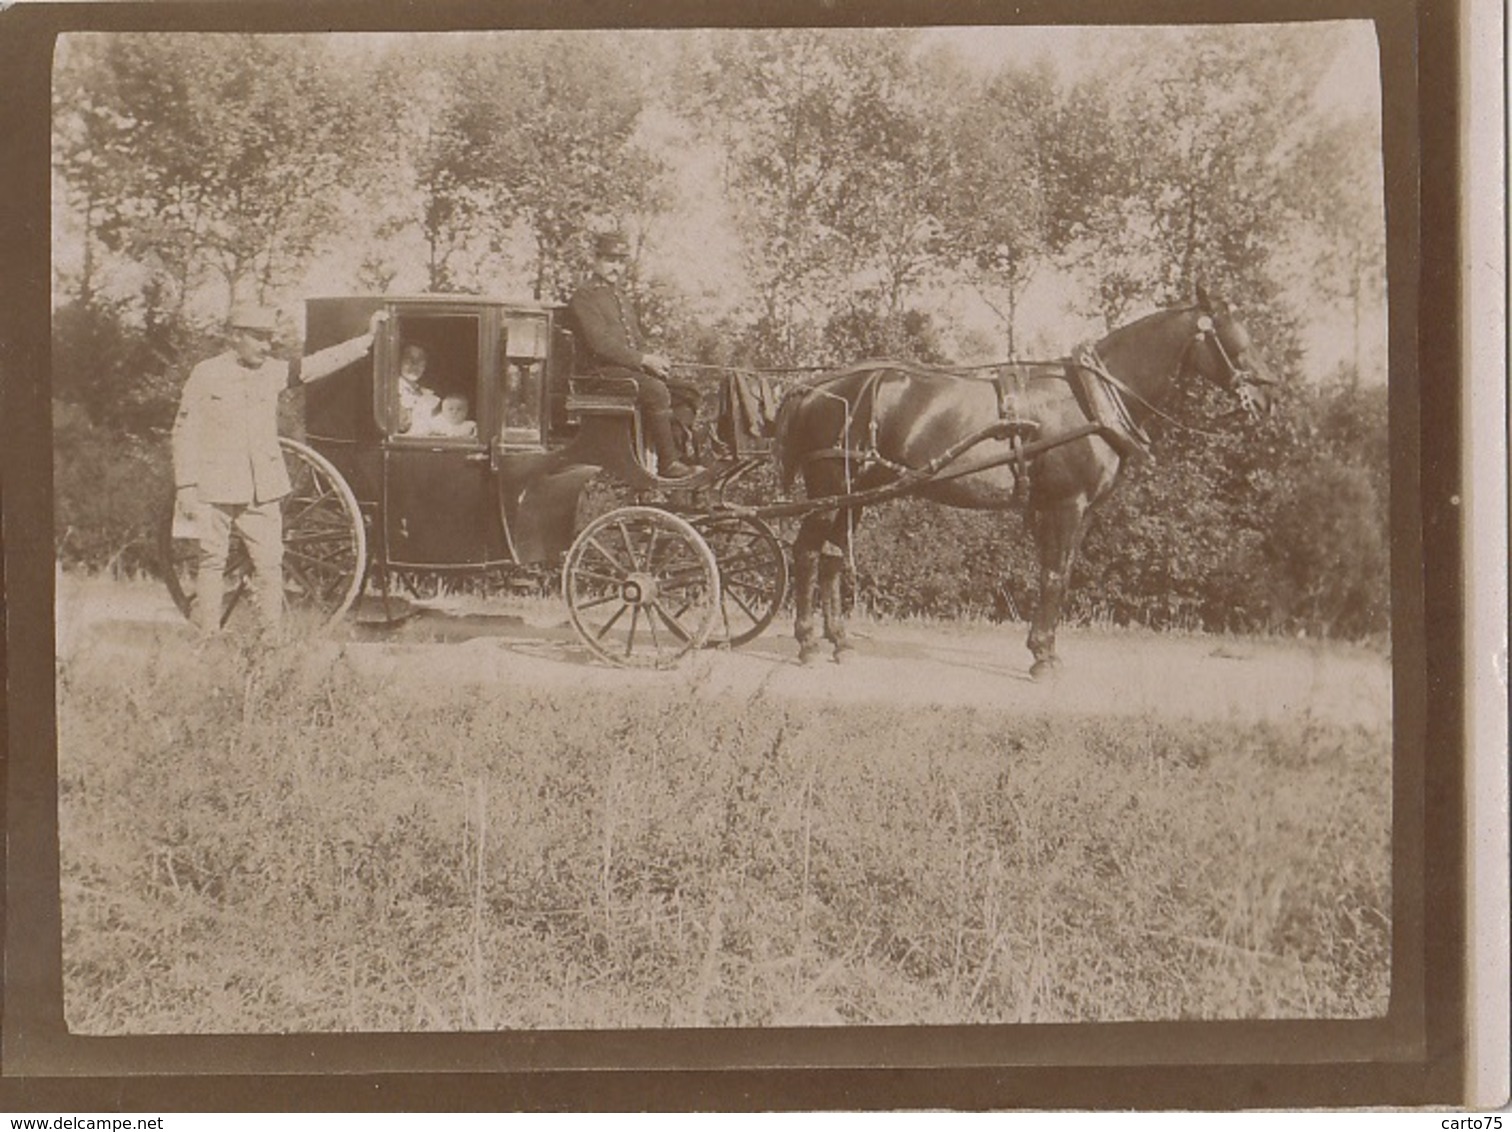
[{"x1": 431, "y1": 394, "x2": 477, "y2": 439}]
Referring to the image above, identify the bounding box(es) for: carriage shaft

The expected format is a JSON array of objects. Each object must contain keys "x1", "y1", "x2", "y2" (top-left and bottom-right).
[{"x1": 739, "y1": 422, "x2": 1103, "y2": 522}]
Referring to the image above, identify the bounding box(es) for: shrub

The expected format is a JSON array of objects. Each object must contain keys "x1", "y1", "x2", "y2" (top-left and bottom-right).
[
  {"x1": 1259, "y1": 457, "x2": 1389, "y2": 638},
  {"x1": 53, "y1": 402, "x2": 172, "y2": 574}
]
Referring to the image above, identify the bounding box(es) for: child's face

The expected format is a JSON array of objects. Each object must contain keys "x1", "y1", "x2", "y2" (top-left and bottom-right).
[{"x1": 442, "y1": 399, "x2": 468, "y2": 424}]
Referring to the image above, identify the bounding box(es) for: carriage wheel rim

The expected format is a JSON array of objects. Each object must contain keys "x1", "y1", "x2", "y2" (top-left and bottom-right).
[
  {"x1": 564, "y1": 506, "x2": 720, "y2": 668},
  {"x1": 693, "y1": 514, "x2": 788, "y2": 648}
]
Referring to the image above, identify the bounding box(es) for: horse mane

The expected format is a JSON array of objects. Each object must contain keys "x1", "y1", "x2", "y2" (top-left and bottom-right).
[{"x1": 1097, "y1": 303, "x2": 1201, "y2": 347}]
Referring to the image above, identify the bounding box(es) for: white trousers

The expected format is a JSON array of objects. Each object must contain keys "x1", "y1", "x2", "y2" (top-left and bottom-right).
[{"x1": 196, "y1": 499, "x2": 284, "y2": 631}]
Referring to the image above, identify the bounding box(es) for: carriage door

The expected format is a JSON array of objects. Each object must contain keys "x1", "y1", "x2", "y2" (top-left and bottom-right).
[{"x1": 379, "y1": 309, "x2": 510, "y2": 569}]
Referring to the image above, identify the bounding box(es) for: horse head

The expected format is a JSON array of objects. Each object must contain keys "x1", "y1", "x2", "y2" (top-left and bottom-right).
[{"x1": 1190, "y1": 284, "x2": 1278, "y2": 417}]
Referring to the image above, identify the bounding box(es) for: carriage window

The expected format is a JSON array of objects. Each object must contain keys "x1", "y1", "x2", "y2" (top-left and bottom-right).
[
  {"x1": 389, "y1": 313, "x2": 482, "y2": 442},
  {"x1": 499, "y1": 314, "x2": 547, "y2": 447}
]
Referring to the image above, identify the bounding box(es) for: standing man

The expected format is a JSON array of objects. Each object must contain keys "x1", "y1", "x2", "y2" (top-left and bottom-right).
[
  {"x1": 172, "y1": 305, "x2": 384, "y2": 634},
  {"x1": 567, "y1": 231, "x2": 697, "y2": 479}
]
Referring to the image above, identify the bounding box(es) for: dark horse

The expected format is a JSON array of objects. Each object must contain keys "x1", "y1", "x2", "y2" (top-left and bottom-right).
[{"x1": 773, "y1": 287, "x2": 1276, "y2": 675}]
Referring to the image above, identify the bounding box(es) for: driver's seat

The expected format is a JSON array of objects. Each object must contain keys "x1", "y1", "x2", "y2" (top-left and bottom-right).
[{"x1": 550, "y1": 326, "x2": 641, "y2": 432}]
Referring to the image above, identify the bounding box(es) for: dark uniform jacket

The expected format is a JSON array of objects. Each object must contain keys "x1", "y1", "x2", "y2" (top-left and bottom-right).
[{"x1": 566, "y1": 275, "x2": 646, "y2": 375}]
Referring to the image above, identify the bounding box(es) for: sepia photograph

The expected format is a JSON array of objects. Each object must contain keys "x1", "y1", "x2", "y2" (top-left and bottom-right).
[{"x1": 2, "y1": 0, "x2": 1482, "y2": 1111}]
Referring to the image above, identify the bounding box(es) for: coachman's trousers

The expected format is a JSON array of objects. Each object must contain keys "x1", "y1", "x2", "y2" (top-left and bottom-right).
[{"x1": 195, "y1": 499, "x2": 284, "y2": 632}]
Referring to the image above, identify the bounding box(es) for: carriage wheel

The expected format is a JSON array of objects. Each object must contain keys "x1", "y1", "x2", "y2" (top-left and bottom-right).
[
  {"x1": 159, "y1": 438, "x2": 366, "y2": 629},
  {"x1": 693, "y1": 514, "x2": 788, "y2": 648},
  {"x1": 563, "y1": 506, "x2": 720, "y2": 669}
]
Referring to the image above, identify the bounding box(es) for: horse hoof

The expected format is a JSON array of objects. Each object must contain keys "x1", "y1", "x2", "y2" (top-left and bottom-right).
[
  {"x1": 833, "y1": 646, "x2": 855, "y2": 665},
  {"x1": 1030, "y1": 658, "x2": 1062, "y2": 681},
  {"x1": 798, "y1": 645, "x2": 823, "y2": 666}
]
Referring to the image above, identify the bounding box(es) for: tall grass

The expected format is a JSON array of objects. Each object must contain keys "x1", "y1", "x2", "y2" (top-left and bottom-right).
[{"x1": 58, "y1": 635, "x2": 1391, "y2": 1033}]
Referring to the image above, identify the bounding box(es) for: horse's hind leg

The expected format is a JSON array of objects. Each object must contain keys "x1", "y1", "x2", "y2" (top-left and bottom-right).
[
  {"x1": 819, "y1": 508, "x2": 857, "y2": 662},
  {"x1": 792, "y1": 511, "x2": 828, "y2": 665}
]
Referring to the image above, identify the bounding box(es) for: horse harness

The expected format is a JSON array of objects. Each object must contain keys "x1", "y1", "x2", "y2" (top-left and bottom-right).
[
  {"x1": 789, "y1": 360, "x2": 1046, "y2": 489},
  {"x1": 784, "y1": 307, "x2": 1271, "y2": 486},
  {"x1": 789, "y1": 351, "x2": 1152, "y2": 490}
]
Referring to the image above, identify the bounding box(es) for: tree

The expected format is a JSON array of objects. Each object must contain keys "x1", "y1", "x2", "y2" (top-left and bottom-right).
[
  {"x1": 1287, "y1": 114, "x2": 1387, "y2": 382},
  {"x1": 939, "y1": 59, "x2": 1065, "y2": 355},
  {"x1": 1259, "y1": 455, "x2": 1388, "y2": 637},
  {"x1": 52, "y1": 37, "x2": 135, "y2": 307},
  {"x1": 1062, "y1": 26, "x2": 1340, "y2": 328},
  {"x1": 472, "y1": 34, "x2": 667, "y2": 302},
  {"x1": 825, "y1": 40, "x2": 960, "y2": 321},
  {"x1": 403, "y1": 47, "x2": 517, "y2": 292},
  {"x1": 687, "y1": 29, "x2": 916, "y2": 364},
  {"x1": 56, "y1": 35, "x2": 378, "y2": 319}
]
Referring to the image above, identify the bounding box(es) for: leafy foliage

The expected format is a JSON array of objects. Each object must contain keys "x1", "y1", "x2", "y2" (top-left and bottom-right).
[
  {"x1": 53, "y1": 400, "x2": 171, "y2": 571},
  {"x1": 55, "y1": 35, "x2": 373, "y2": 316}
]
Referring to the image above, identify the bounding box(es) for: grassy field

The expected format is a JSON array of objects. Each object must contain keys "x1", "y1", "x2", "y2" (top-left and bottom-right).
[{"x1": 57, "y1": 629, "x2": 1391, "y2": 1033}]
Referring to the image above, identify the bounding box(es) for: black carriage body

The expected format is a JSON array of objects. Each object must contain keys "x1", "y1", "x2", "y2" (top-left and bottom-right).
[{"x1": 303, "y1": 294, "x2": 592, "y2": 571}]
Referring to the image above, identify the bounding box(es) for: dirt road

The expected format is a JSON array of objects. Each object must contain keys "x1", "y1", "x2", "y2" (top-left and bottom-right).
[{"x1": 55, "y1": 577, "x2": 1392, "y2": 728}]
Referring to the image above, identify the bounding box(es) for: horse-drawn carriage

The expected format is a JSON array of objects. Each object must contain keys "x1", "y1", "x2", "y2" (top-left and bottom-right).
[
  {"x1": 161, "y1": 289, "x2": 1275, "y2": 672},
  {"x1": 160, "y1": 293, "x2": 791, "y2": 667}
]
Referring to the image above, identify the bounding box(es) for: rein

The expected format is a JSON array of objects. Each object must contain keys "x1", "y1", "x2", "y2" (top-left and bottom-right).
[
  {"x1": 1073, "y1": 307, "x2": 1270, "y2": 439},
  {"x1": 1072, "y1": 341, "x2": 1227, "y2": 440},
  {"x1": 691, "y1": 306, "x2": 1268, "y2": 464}
]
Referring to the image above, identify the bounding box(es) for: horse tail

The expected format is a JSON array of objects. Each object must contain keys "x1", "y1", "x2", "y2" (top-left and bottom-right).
[{"x1": 771, "y1": 386, "x2": 809, "y2": 494}]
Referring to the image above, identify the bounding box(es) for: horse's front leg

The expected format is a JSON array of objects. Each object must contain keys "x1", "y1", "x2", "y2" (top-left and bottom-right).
[
  {"x1": 1027, "y1": 498, "x2": 1090, "y2": 680},
  {"x1": 792, "y1": 512, "x2": 827, "y2": 665}
]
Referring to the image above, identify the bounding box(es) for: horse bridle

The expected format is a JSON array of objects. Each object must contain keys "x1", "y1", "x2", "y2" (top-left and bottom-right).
[
  {"x1": 1073, "y1": 306, "x2": 1274, "y2": 437},
  {"x1": 1192, "y1": 311, "x2": 1276, "y2": 416}
]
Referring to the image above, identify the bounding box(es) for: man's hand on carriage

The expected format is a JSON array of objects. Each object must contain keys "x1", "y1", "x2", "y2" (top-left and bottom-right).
[
  {"x1": 368, "y1": 309, "x2": 389, "y2": 341},
  {"x1": 640, "y1": 351, "x2": 673, "y2": 379}
]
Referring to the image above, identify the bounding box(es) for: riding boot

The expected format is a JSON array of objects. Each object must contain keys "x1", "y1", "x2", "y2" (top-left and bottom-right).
[{"x1": 648, "y1": 409, "x2": 695, "y2": 479}]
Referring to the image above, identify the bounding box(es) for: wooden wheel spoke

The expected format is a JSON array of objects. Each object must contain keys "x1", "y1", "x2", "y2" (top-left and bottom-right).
[
  {"x1": 651, "y1": 602, "x2": 694, "y2": 644},
  {"x1": 284, "y1": 541, "x2": 352, "y2": 565},
  {"x1": 287, "y1": 556, "x2": 346, "y2": 601},
  {"x1": 624, "y1": 606, "x2": 641, "y2": 657},
  {"x1": 657, "y1": 562, "x2": 708, "y2": 590},
  {"x1": 615, "y1": 520, "x2": 641, "y2": 571},
  {"x1": 285, "y1": 490, "x2": 337, "y2": 530},
  {"x1": 585, "y1": 534, "x2": 626, "y2": 573},
  {"x1": 283, "y1": 556, "x2": 320, "y2": 597},
  {"x1": 574, "y1": 568, "x2": 626, "y2": 588},
  {"x1": 283, "y1": 528, "x2": 354, "y2": 548},
  {"x1": 718, "y1": 548, "x2": 769, "y2": 575},
  {"x1": 594, "y1": 602, "x2": 629, "y2": 640},
  {"x1": 722, "y1": 572, "x2": 773, "y2": 602},
  {"x1": 724, "y1": 585, "x2": 763, "y2": 623},
  {"x1": 577, "y1": 592, "x2": 624, "y2": 613}
]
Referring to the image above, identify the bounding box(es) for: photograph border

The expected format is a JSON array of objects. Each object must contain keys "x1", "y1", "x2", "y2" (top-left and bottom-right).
[{"x1": 1, "y1": 0, "x2": 1475, "y2": 1109}]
